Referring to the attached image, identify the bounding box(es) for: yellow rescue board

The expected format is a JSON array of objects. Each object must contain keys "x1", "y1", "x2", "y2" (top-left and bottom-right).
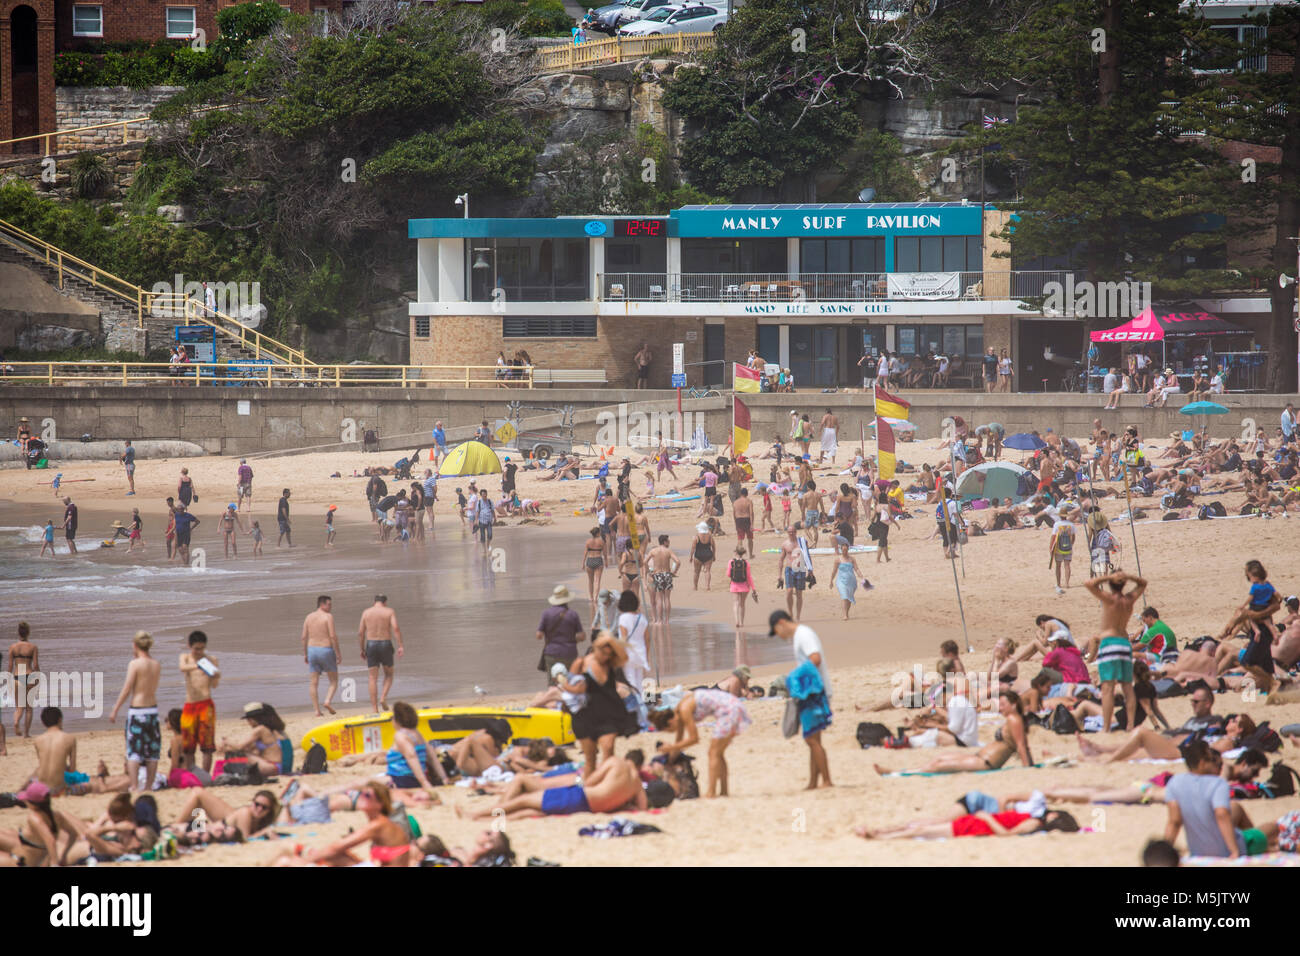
[{"x1": 300, "y1": 706, "x2": 573, "y2": 762}]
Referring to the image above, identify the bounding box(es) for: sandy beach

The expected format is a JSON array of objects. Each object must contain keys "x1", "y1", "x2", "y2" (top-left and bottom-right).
[{"x1": 3, "y1": 428, "x2": 1300, "y2": 867}]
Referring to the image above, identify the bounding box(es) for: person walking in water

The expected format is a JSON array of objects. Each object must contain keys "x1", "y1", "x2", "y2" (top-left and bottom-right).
[
  {"x1": 120, "y1": 439, "x2": 137, "y2": 496},
  {"x1": 359, "y1": 595, "x2": 403, "y2": 714},
  {"x1": 107, "y1": 631, "x2": 162, "y2": 792},
  {"x1": 302, "y1": 595, "x2": 341, "y2": 717}
]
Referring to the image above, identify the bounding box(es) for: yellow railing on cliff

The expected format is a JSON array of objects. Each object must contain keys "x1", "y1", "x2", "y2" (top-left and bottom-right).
[
  {"x1": 534, "y1": 31, "x2": 716, "y2": 74},
  {"x1": 0, "y1": 217, "x2": 312, "y2": 368},
  {"x1": 0, "y1": 362, "x2": 534, "y2": 389},
  {"x1": 0, "y1": 116, "x2": 152, "y2": 156}
]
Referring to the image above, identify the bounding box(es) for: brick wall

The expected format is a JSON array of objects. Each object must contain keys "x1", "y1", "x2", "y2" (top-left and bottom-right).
[
  {"x1": 54, "y1": 0, "x2": 343, "y2": 51},
  {"x1": 410, "y1": 315, "x2": 757, "y2": 389},
  {"x1": 54, "y1": 85, "x2": 179, "y2": 149}
]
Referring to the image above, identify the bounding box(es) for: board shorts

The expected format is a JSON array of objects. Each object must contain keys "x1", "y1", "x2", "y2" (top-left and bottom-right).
[
  {"x1": 124, "y1": 462, "x2": 135, "y2": 475},
  {"x1": 652, "y1": 571, "x2": 674, "y2": 592},
  {"x1": 181, "y1": 699, "x2": 216, "y2": 754},
  {"x1": 366, "y1": 640, "x2": 395, "y2": 669},
  {"x1": 784, "y1": 568, "x2": 807, "y2": 591},
  {"x1": 388, "y1": 775, "x2": 421, "y2": 790},
  {"x1": 125, "y1": 706, "x2": 162, "y2": 763},
  {"x1": 60, "y1": 771, "x2": 91, "y2": 795},
  {"x1": 307, "y1": 646, "x2": 338, "y2": 674},
  {"x1": 238, "y1": 483, "x2": 251, "y2": 497},
  {"x1": 805, "y1": 510, "x2": 820, "y2": 526},
  {"x1": 65, "y1": 528, "x2": 76, "y2": 541},
  {"x1": 735, "y1": 517, "x2": 752, "y2": 534},
  {"x1": 278, "y1": 519, "x2": 291, "y2": 534},
  {"x1": 1096, "y1": 636, "x2": 1134, "y2": 684},
  {"x1": 615, "y1": 534, "x2": 631, "y2": 556},
  {"x1": 175, "y1": 528, "x2": 191, "y2": 547},
  {"x1": 540, "y1": 783, "x2": 590, "y2": 815}
]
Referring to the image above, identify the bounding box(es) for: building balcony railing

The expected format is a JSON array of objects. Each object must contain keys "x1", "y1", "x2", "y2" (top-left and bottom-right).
[{"x1": 598, "y1": 271, "x2": 1071, "y2": 303}]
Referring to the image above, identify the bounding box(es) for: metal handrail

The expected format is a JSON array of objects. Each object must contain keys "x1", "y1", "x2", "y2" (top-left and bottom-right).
[
  {"x1": 0, "y1": 216, "x2": 311, "y2": 368},
  {"x1": 0, "y1": 361, "x2": 535, "y2": 389},
  {"x1": 0, "y1": 116, "x2": 151, "y2": 154}
]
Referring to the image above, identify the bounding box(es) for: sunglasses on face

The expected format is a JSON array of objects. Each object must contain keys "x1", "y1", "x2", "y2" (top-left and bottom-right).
[{"x1": 253, "y1": 800, "x2": 271, "y2": 811}]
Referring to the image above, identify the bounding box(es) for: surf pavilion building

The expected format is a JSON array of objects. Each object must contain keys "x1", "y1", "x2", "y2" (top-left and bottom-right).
[{"x1": 408, "y1": 202, "x2": 1270, "y2": 390}]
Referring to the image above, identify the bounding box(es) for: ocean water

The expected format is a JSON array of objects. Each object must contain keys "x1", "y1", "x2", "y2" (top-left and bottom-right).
[{"x1": 0, "y1": 510, "x2": 785, "y2": 730}]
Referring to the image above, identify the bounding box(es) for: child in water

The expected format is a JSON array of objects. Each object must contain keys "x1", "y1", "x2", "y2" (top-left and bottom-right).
[
  {"x1": 248, "y1": 520, "x2": 264, "y2": 557},
  {"x1": 325, "y1": 505, "x2": 337, "y2": 548},
  {"x1": 41, "y1": 519, "x2": 56, "y2": 556}
]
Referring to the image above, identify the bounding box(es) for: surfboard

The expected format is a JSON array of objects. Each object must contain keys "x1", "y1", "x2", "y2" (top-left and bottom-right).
[{"x1": 300, "y1": 706, "x2": 574, "y2": 761}]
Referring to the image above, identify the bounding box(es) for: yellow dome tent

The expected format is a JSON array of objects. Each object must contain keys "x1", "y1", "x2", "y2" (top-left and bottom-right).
[{"x1": 438, "y1": 440, "x2": 502, "y2": 477}]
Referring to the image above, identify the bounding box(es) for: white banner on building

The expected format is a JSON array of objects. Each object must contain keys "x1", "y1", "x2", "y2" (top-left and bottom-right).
[{"x1": 886, "y1": 272, "x2": 960, "y2": 300}]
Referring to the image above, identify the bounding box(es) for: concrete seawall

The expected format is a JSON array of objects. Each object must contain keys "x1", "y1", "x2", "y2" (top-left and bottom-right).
[{"x1": 0, "y1": 386, "x2": 1288, "y2": 456}]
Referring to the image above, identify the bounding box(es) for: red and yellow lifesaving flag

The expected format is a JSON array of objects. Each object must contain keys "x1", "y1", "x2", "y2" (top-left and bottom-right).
[
  {"x1": 733, "y1": 396, "x2": 751, "y2": 456},
  {"x1": 733, "y1": 363, "x2": 762, "y2": 393},
  {"x1": 874, "y1": 385, "x2": 910, "y2": 421},
  {"x1": 877, "y1": 416, "x2": 897, "y2": 480}
]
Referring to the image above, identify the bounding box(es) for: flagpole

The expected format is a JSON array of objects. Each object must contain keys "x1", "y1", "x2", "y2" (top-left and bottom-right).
[
  {"x1": 1120, "y1": 458, "x2": 1148, "y2": 611},
  {"x1": 949, "y1": 440, "x2": 965, "y2": 579}
]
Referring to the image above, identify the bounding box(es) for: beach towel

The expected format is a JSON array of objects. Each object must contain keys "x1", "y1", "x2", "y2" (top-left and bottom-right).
[
  {"x1": 579, "y1": 819, "x2": 662, "y2": 838},
  {"x1": 787, "y1": 661, "x2": 832, "y2": 736}
]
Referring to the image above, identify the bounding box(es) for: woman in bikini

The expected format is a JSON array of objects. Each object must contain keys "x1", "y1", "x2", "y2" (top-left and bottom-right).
[
  {"x1": 690, "y1": 521, "x2": 716, "y2": 590},
  {"x1": 0, "y1": 780, "x2": 63, "y2": 867},
  {"x1": 581, "y1": 526, "x2": 606, "y2": 621},
  {"x1": 9, "y1": 621, "x2": 38, "y2": 739},
  {"x1": 172, "y1": 787, "x2": 280, "y2": 840},
  {"x1": 875, "y1": 690, "x2": 1033, "y2": 775},
  {"x1": 219, "y1": 702, "x2": 293, "y2": 777},
  {"x1": 618, "y1": 545, "x2": 640, "y2": 592},
  {"x1": 1078, "y1": 713, "x2": 1255, "y2": 763},
  {"x1": 274, "y1": 783, "x2": 414, "y2": 867}
]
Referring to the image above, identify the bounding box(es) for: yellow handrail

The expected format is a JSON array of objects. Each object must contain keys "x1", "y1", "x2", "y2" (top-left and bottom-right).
[
  {"x1": 0, "y1": 116, "x2": 152, "y2": 155},
  {"x1": 0, "y1": 361, "x2": 536, "y2": 389},
  {"x1": 0, "y1": 216, "x2": 311, "y2": 368},
  {"x1": 534, "y1": 32, "x2": 716, "y2": 74}
]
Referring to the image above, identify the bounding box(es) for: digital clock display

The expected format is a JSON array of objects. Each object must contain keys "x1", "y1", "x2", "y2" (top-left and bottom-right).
[{"x1": 615, "y1": 219, "x2": 666, "y2": 237}]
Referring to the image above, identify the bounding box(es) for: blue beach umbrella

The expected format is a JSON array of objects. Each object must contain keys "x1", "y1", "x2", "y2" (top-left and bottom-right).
[
  {"x1": 1180, "y1": 400, "x2": 1229, "y2": 437},
  {"x1": 1002, "y1": 432, "x2": 1047, "y2": 452}
]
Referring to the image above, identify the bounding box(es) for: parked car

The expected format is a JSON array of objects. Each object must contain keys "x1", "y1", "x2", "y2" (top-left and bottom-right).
[
  {"x1": 583, "y1": 0, "x2": 633, "y2": 34},
  {"x1": 618, "y1": 3, "x2": 727, "y2": 34},
  {"x1": 615, "y1": 0, "x2": 677, "y2": 26}
]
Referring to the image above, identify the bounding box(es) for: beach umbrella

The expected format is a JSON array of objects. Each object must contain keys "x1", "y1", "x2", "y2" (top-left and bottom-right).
[
  {"x1": 1179, "y1": 401, "x2": 1229, "y2": 416},
  {"x1": 954, "y1": 461, "x2": 1031, "y2": 504},
  {"x1": 1002, "y1": 432, "x2": 1047, "y2": 451},
  {"x1": 1179, "y1": 400, "x2": 1229, "y2": 437}
]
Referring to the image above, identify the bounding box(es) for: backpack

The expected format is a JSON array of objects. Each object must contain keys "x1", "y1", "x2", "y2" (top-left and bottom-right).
[
  {"x1": 1240, "y1": 721, "x2": 1282, "y2": 753},
  {"x1": 1055, "y1": 525, "x2": 1073, "y2": 549},
  {"x1": 1266, "y1": 761, "x2": 1300, "y2": 797},
  {"x1": 729, "y1": 558, "x2": 748, "y2": 584},
  {"x1": 856, "y1": 722, "x2": 891, "y2": 748},
  {"x1": 301, "y1": 742, "x2": 328, "y2": 774},
  {"x1": 1050, "y1": 703, "x2": 1078, "y2": 735},
  {"x1": 1197, "y1": 501, "x2": 1227, "y2": 520}
]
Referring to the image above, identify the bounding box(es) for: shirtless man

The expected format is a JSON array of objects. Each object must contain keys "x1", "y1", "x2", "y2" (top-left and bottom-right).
[
  {"x1": 733, "y1": 488, "x2": 755, "y2": 555},
  {"x1": 359, "y1": 594, "x2": 403, "y2": 713},
  {"x1": 302, "y1": 595, "x2": 341, "y2": 717},
  {"x1": 178, "y1": 630, "x2": 219, "y2": 773},
  {"x1": 777, "y1": 525, "x2": 809, "y2": 617},
  {"x1": 601, "y1": 492, "x2": 620, "y2": 562},
  {"x1": 635, "y1": 502, "x2": 651, "y2": 559},
  {"x1": 108, "y1": 631, "x2": 162, "y2": 791},
  {"x1": 27, "y1": 707, "x2": 129, "y2": 796},
  {"x1": 800, "y1": 481, "x2": 827, "y2": 547},
  {"x1": 818, "y1": 409, "x2": 839, "y2": 465},
  {"x1": 1274, "y1": 599, "x2": 1300, "y2": 671},
  {"x1": 646, "y1": 533, "x2": 680, "y2": 654},
  {"x1": 613, "y1": 505, "x2": 633, "y2": 561},
  {"x1": 220, "y1": 503, "x2": 246, "y2": 559},
  {"x1": 462, "y1": 753, "x2": 646, "y2": 820},
  {"x1": 1084, "y1": 571, "x2": 1147, "y2": 734}
]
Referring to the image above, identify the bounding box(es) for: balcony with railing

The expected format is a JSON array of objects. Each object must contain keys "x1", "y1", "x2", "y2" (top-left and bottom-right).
[{"x1": 599, "y1": 271, "x2": 1070, "y2": 303}]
